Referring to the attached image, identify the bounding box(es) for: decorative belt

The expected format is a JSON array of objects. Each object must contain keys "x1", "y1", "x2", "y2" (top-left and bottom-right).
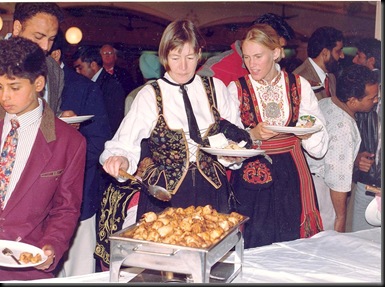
[
  {"x1": 254, "y1": 134, "x2": 323, "y2": 237},
  {"x1": 255, "y1": 134, "x2": 299, "y2": 154}
]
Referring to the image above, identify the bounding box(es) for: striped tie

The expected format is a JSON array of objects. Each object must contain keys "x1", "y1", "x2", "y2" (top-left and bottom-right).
[{"x1": 0, "y1": 119, "x2": 20, "y2": 209}]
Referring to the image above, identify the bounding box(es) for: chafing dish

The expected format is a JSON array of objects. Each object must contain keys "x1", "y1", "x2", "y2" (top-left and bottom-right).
[{"x1": 109, "y1": 215, "x2": 248, "y2": 283}]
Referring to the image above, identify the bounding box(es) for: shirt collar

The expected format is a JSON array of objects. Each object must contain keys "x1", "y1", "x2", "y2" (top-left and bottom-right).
[
  {"x1": 5, "y1": 98, "x2": 43, "y2": 129},
  {"x1": 308, "y1": 57, "x2": 327, "y2": 82},
  {"x1": 92, "y1": 68, "x2": 103, "y2": 82}
]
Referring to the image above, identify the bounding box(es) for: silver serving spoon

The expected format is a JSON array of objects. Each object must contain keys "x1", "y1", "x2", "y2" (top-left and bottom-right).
[
  {"x1": 2, "y1": 248, "x2": 21, "y2": 265},
  {"x1": 118, "y1": 169, "x2": 172, "y2": 202}
]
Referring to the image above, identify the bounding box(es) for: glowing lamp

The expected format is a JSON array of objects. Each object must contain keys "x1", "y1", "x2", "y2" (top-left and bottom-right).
[{"x1": 65, "y1": 27, "x2": 83, "y2": 44}]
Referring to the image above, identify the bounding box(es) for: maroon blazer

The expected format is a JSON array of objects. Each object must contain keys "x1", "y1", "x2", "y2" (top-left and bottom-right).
[{"x1": 0, "y1": 100, "x2": 86, "y2": 281}]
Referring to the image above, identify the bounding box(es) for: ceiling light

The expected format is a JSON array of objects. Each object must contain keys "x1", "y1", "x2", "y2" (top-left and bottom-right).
[{"x1": 65, "y1": 27, "x2": 83, "y2": 44}]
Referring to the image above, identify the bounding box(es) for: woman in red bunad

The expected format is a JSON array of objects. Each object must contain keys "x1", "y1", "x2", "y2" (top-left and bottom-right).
[{"x1": 228, "y1": 24, "x2": 329, "y2": 249}]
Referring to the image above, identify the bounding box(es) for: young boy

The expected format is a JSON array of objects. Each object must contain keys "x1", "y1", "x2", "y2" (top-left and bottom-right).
[{"x1": 0, "y1": 37, "x2": 86, "y2": 280}]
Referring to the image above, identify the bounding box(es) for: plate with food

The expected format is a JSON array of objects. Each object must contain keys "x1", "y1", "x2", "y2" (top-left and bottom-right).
[
  {"x1": 200, "y1": 147, "x2": 265, "y2": 157},
  {"x1": 59, "y1": 115, "x2": 94, "y2": 124},
  {"x1": 0, "y1": 240, "x2": 47, "y2": 268},
  {"x1": 264, "y1": 124, "x2": 322, "y2": 135}
]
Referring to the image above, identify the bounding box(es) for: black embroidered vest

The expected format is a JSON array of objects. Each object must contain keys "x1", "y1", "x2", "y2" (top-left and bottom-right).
[{"x1": 143, "y1": 76, "x2": 225, "y2": 194}]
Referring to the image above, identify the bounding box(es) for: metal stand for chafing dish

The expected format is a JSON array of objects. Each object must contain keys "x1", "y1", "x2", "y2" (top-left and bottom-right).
[{"x1": 109, "y1": 226, "x2": 245, "y2": 283}]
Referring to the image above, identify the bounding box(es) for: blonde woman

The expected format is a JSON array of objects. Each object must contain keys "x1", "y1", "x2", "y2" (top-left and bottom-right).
[{"x1": 228, "y1": 24, "x2": 329, "y2": 248}]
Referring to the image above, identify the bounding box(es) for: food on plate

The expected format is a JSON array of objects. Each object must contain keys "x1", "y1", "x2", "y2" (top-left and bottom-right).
[
  {"x1": 224, "y1": 140, "x2": 247, "y2": 150},
  {"x1": 121, "y1": 205, "x2": 245, "y2": 248},
  {"x1": 297, "y1": 115, "x2": 316, "y2": 128},
  {"x1": 19, "y1": 252, "x2": 42, "y2": 264}
]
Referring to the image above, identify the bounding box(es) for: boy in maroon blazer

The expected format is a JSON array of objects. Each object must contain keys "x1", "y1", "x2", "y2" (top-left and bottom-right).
[{"x1": 0, "y1": 37, "x2": 86, "y2": 280}]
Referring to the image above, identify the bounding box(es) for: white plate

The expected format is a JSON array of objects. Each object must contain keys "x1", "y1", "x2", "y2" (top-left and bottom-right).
[
  {"x1": 0, "y1": 240, "x2": 47, "y2": 268},
  {"x1": 365, "y1": 196, "x2": 381, "y2": 226},
  {"x1": 311, "y1": 85, "x2": 323, "y2": 91},
  {"x1": 59, "y1": 115, "x2": 94, "y2": 124},
  {"x1": 265, "y1": 125, "x2": 322, "y2": 135},
  {"x1": 200, "y1": 147, "x2": 265, "y2": 157}
]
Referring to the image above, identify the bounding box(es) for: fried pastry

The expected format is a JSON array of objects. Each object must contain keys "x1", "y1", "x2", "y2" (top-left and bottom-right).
[{"x1": 121, "y1": 205, "x2": 245, "y2": 248}]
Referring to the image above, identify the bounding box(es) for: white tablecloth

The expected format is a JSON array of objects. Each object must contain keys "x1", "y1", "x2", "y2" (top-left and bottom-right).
[{"x1": 3, "y1": 228, "x2": 381, "y2": 283}]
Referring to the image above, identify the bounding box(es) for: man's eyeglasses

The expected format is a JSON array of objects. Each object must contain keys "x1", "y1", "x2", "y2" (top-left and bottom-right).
[{"x1": 102, "y1": 51, "x2": 114, "y2": 55}]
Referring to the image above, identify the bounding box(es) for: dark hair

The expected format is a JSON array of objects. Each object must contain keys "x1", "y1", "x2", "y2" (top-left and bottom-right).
[
  {"x1": 252, "y1": 13, "x2": 295, "y2": 41},
  {"x1": 356, "y1": 38, "x2": 381, "y2": 70},
  {"x1": 13, "y1": 3, "x2": 64, "y2": 24},
  {"x1": 72, "y1": 46, "x2": 103, "y2": 67},
  {"x1": 49, "y1": 28, "x2": 68, "y2": 61},
  {"x1": 336, "y1": 64, "x2": 378, "y2": 103},
  {"x1": 307, "y1": 26, "x2": 344, "y2": 58},
  {"x1": 158, "y1": 19, "x2": 206, "y2": 71},
  {"x1": 0, "y1": 37, "x2": 47, "y2": 83}
]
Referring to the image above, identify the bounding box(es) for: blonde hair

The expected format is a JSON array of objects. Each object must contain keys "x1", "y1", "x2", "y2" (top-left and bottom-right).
[
  {"x1": 158, "y1": 19, "x2": 205, "y2": 71},
  {"x1": 242, "y1": 23, "x2": 283, "y2": 62}
]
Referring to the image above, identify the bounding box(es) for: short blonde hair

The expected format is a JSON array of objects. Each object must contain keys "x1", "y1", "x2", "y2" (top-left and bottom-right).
[
  {"x1": 158, "y1": 19, "x2": 205, "y2": 71},
  {"x1": 242, "y1": 23, "x2": 282, "y2": 63}
]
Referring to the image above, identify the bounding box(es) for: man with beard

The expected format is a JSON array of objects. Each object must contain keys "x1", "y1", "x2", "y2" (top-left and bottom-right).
[{"x1": 293, "y1": 26, "x2": 344, "y2": 101}]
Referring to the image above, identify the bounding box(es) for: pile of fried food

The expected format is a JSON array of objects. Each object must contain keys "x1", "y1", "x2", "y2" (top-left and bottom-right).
[
  {"x1": 19, "y1": 252, "x2": 42, "y2": 264},
  {"x1": 121, "y1": 205, "x2": 245, "y2": 248}
]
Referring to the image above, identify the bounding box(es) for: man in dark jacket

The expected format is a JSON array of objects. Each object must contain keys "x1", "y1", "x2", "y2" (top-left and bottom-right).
[
  {"x1": 351, "y1": 37, "x2": 381, "y2": 231},
  {"x1": 50, "y1": 30, "x2": 112, "y2": 276},
  {"x1": 100, "y1": 44, "x2": 136, "y2": 95},
  {"x1": 72, "y1": 46, "x2": 126, "y2": 134}
]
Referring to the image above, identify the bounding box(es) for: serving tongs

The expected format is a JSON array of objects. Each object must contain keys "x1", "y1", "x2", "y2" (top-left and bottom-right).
[{"x1": 118, "y1": 169, "x2": 172, "y2": 202}]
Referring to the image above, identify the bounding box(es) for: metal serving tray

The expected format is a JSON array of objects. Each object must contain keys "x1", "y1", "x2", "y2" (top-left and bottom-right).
[{"x1": 109, "y1": 216, "x2": 249, "y2": 283}]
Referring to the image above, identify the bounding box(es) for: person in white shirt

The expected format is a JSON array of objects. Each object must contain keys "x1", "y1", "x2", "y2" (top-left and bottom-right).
[
  {"x1": 227, "y1": 24, "x2": 329, "y2": 248},
  {"x1": 307, "y1": 64, "x2": 379, "y2": 232},
  {"x1": 100, "y1": 20, "x2": 249, "y2": 238}
]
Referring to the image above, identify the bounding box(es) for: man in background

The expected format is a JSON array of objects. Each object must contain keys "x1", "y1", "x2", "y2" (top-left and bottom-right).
[
  {"x1": 351, "y1": 37, "x2": 381, "y2": 231},
  {"x1": 50, "y1": 29, "x2": 112, "y2": 277},
  {"x1": 293, "y1": 26, "x2": 345, "y2": 100},
  {"x1": 73, "y1": 46, "x2": 126, "y2": 134},
  {"x1": 306, "y1": 64, "x2": 379, "y2": 232},
  {"x1": 9, "y1": 3, "x2": 65, "y2": 115},
  {"x1": 100, "y1": 44, "x2": 136, "y2": 95}
]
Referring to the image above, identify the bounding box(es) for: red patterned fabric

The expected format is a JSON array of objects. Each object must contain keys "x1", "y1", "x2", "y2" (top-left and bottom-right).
[
  {"x1": 260, "y1": 135, "x2": 323, "y2": 238},
  {"x1": 235, "y1": 73, "x2": 323, "y2": 241},
  {"x1": 324, "y1": 74, "x2": 331, "y2": 97},
  {"x1": 0, "y1": 119, "x2": 20, "y2": 209}
]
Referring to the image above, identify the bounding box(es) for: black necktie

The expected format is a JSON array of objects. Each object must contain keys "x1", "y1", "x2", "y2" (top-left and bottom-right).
[{"x1": 162, "y1": 76, "x2": 202, "y2": 144}]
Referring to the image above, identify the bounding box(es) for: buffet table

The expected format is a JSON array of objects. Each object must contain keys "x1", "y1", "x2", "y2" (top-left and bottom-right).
[{"x1": 3, "y1": 228, "x2": 381, "y2": 284}]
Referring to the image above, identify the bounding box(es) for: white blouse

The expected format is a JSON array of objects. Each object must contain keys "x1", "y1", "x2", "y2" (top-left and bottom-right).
[
  {"x1": 227, "y1": 64, "x2": 329, "y2": 159},
  {"x1": 100, "y1": 73, "x2": 243, "y2": 175}
]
